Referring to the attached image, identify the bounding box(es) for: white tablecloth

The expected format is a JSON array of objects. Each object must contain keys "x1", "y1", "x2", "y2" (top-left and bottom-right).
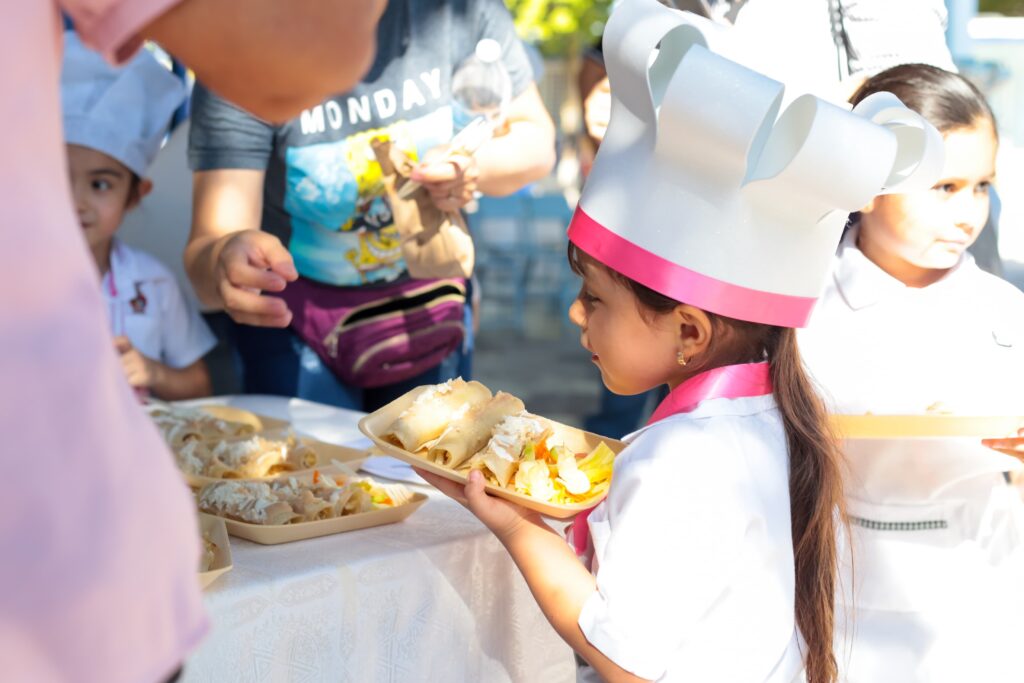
[{"x1": 180, "y1": 396, "x2": 576, "y2": 683}]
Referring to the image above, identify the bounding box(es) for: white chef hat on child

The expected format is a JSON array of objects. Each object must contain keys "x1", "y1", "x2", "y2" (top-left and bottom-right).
[
  {"x1": 569, "y1": 0, "x2": 945, "y2": 328},
  {"x1": 61, "y1": 31, "x2": 186, "y2": 178}
]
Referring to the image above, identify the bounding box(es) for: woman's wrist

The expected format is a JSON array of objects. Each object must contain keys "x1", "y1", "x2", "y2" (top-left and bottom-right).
[{"x1": 187, "y1": 232, "x2": 233, "y2": 309}]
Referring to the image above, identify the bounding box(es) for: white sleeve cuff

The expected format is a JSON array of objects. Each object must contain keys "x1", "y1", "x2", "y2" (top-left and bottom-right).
[{"x1": 577, "y1": 589, "x2": 667, "y2": 681}]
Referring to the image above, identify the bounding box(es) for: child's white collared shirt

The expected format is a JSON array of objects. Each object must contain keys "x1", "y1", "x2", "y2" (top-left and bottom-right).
[
  {"x1": 798, "y1": 228, "x2": 1024, "y2": 415},
  {"x1": 798, "y1": 228, "x2": 1024, "y2": 683},
  {"x1": 101, "y1": 240, "x2": 216, "y2": 368},
  {"x1": 578, "y1": 394, "x2": 804, "y2": 682}
]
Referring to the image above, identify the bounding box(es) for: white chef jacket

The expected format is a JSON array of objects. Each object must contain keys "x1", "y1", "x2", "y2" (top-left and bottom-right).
[
  {"x1": 798, "y1": 227, "x2": 1024, "y2": 683},
  {"x1": 100, "y1": 240, "x2": 216, "y2": 368},
  {"x1": 578, "y1": 394, "x2": 805, "y2": 682},
  {"x1": 799, "y1": 227, "x2": 1024, "y2": 415}
]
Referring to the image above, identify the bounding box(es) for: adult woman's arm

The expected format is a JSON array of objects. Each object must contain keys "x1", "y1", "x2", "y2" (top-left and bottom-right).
[
  {"x1": 185, "y1": 169, "x2": 296, "y2": 328},
  {"x1": 472, "y1": 83, "x2": 556, "y2": 195},
  {"x1": 412, "y1": 84, "x2": 556, "y2": 212}
]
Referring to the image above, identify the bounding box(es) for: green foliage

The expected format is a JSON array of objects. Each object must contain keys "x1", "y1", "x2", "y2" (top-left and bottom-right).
[
  {"x1": 979, "y1": 0, "x2": 1024, "y2": 15},
  {"x1": 505, "y1": 0, "x2": 614, "y2": 56}
]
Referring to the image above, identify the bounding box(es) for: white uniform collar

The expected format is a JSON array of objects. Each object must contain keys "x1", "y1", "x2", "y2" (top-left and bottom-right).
[
  {"x1": 622, "y1": 393, "x2": 777, "y2": 444},
  {"x1": 833, "y1": 224, "x2": 975, "y2": 311}
]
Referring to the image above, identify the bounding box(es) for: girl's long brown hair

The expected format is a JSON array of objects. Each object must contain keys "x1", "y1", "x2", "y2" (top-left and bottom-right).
[{"x1": 570, "y1": 245, "x2": 846, "y2": 683}]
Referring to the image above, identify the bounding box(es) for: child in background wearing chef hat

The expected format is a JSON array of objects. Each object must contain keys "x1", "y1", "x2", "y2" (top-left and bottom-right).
[
  {"x1": 797, "y1": 64, "x2": 1024, "y2": 683},
  {"x1": 418, "y1": 1, "x2": 945, "y2": 682},
  {"x1": 62, "y1": 32, "x2": 215, "y2": 400},
  {"x1": 799, "y1": 64, "x2": 1024, "y2": 416}
]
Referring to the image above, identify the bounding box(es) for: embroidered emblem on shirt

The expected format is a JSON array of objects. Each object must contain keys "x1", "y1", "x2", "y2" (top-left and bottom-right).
[{"x1": 129, "y1": 282, "x2": 147, "y2": 314}]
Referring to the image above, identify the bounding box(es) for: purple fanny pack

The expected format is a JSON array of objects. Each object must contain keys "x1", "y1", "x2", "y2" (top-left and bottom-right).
[{"x1": 279, "y1": 276, "x2": 466, "y2": 388}]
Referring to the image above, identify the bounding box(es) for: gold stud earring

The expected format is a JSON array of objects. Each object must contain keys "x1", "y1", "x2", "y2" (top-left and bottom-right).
[{"x1": 677, "y1": 351, "x2": 687, "y2": 366}]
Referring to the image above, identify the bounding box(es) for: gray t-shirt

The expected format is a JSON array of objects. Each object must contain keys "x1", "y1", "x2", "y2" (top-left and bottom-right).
[{"x1": 189, "y1": 0, "x2": 533, "y2": 287}]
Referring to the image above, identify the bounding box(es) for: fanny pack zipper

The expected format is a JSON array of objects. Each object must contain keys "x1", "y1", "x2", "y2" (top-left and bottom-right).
[{"x1": 343, "y1": 281, "x2": 466, "y2": 326}]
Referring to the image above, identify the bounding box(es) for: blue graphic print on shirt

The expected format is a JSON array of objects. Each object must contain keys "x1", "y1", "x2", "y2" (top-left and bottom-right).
[{"x1": 283, "y1": 107, "x2": 453, "y2": 285}]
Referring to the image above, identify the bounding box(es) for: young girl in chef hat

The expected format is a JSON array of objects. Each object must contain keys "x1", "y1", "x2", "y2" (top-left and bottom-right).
[
  {"x1": 62, "y1": 32, "x2": 216, "y2": 400},
  {"x1": 798, "y1": 64, "x2": 1024, "y2": 683},
  {"x1": 421, "y1": 1, "x2": 943, "y2": 681}
]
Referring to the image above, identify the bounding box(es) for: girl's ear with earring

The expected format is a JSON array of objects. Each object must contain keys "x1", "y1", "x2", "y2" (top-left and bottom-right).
[{"x1": 673, "y1": 304, "x2": 712, "y2": 368}]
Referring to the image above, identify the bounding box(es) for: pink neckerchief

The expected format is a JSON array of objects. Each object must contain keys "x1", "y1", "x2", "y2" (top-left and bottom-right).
[
  {"x1": 569, "y1": 362, "x2": 773, "y2": 557},
  {"x1": 103, "y1": 241, "x2": 124, "y2": 337}
]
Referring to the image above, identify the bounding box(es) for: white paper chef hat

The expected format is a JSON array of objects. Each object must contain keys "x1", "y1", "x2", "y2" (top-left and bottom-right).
[
  {"x1": 61, "y1": 31, "x2": 186, "y2": 178},
  {"x1": 569, "y1": 0, "x2": 944, "y2": 327}
]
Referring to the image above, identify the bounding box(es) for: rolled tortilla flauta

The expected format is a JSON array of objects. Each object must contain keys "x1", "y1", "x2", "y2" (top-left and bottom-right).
[
  {"x1": 212, "y1": 437, "x2": 281, "y2": 478},
  {"x1": 291, "y1": 490, "x2": 332, "y2": 522},
  {"x1": 261, "y1": 501, "x2": 302, "y2": 526},
  {"x1": 205, "y1": 458, "x2": 235, "y2": 479},
  {"x1": 199, "y1": 481, "x2": 299, "y2": 525},
  {"x1": 288, "y1": 442, "x2": 318, "y2": 469},
  {"x1": 248, "y1": 448, "x2": 289, "y2": 478},
  {"x1": 479, "y1": 413, "x2": 551, "y2": 488},
  {"x1": 428, "y1": 392, "x2": 526, "y2": 469},
  {"x1": 343, "y1": 486, "x2": 375, "y2": 515},
  {"x1": 162, "y1": 422, "x2": 203, "y2": 449},
  {"x1": 383, "y1": 378, "x2": 492, "y2": 451},
  {"x1": 328, "y1": 486, "x2": 357, "y2": 518}
]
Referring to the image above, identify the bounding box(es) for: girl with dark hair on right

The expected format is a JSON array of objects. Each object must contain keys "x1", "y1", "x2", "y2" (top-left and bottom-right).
[{"x1": 799, "y1": 63, "x2": 1024, "y2": 682}]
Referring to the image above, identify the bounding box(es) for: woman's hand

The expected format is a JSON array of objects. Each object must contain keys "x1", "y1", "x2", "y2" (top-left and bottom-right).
[
  {"x1": 214, "y1": 230, "x2": 298, "y2": 327},
  {"x1": 410, "y1": 148, "x2": 480, "y2": 213},
  {"x1": 415, "y1": 468, "x2": 544, "y2": 542}
]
